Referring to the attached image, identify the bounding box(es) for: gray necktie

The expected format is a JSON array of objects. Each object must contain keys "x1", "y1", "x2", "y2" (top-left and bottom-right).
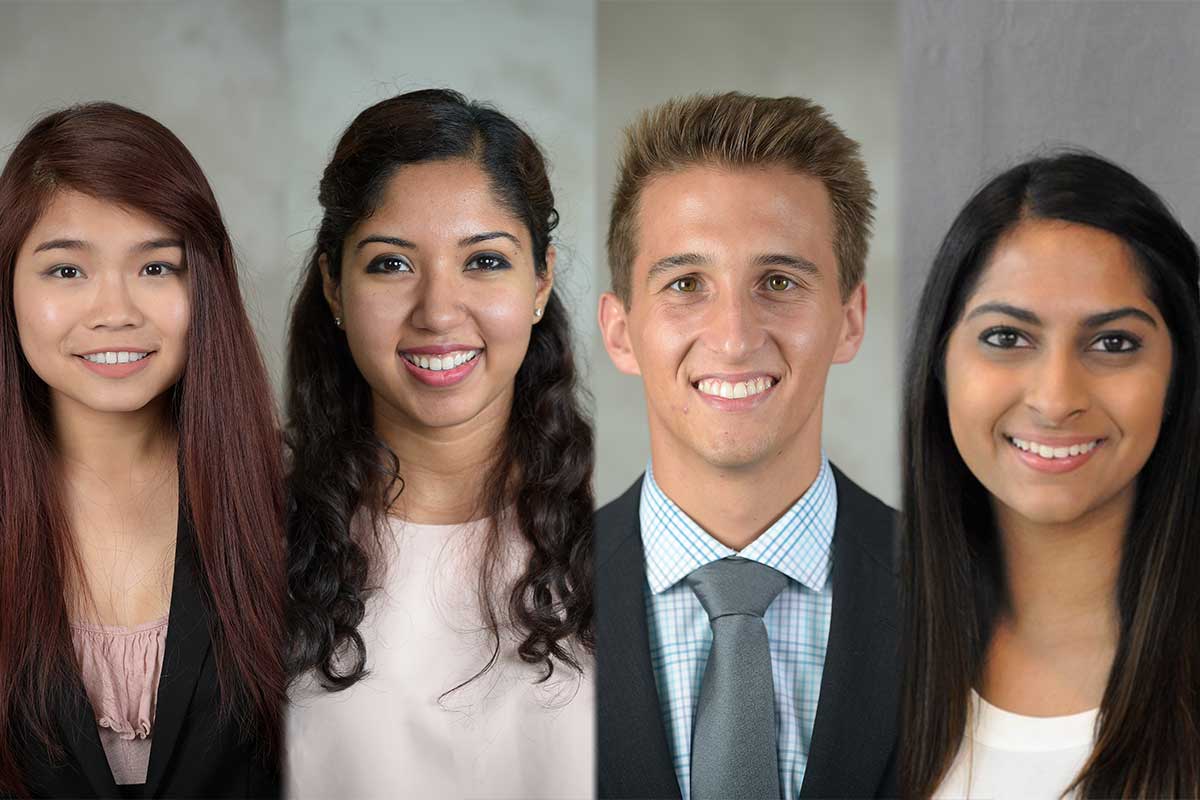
[{"x1": 687, "y1": 556, "x2": 789, "y2": 800}]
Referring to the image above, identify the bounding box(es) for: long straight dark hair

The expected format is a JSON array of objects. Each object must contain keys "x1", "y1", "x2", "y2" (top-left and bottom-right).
[
  {"x1": 0, "y1": 104, "x2": 285, "y2": 793},
  {"x1": 285, "y1": 89, "x2": 594, "y2": 690},
  {"x1": 901, "y1": 151, "x2": 1200, "y2": 797}
]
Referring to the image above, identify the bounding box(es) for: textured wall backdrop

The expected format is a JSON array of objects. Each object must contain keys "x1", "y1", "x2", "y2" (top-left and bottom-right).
[{"x1": 899, "y1": 0, "x2": 1200, "y2": 318}]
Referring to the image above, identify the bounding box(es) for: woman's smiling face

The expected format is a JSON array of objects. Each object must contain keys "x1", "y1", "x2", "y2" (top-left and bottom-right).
[
  {"x1": 11, "y1": 190, "x2": 190, "y2": 417},
  {"x1": 943, "y1": 219, "x2": 1173, "y2": 528},
  {"x1": 323, "y1": 158, "x2": 553, "y2": 436}
]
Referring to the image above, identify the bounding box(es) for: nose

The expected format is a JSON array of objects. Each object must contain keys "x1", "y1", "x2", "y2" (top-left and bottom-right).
[
  {"x1": 701, "y1": 289, "x2": 766, "y2": 360},
  {"x1": 87, "y1": 272, "x2": 143, "y2": 330},
  {"x1": 409, "y1": 269, "x2": 467, "y2": 332},
  {"x1": 1024, "y1": 344, "x2": 1090, "y2": 425}
]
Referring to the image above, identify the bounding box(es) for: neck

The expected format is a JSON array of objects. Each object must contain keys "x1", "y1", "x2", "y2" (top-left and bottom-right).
[
  {"x1": 650, "y1": 428, "x2": 823, "y2": 551},
  {"x1": 372, "y1": 391, "x2": 510, "y2": 525},
  {"x1": 53, "y1": 392, "x2": 177, "y2": 493},
  {"x1": 994, "y1": 489, "x2": 1128, "y2": 645}
]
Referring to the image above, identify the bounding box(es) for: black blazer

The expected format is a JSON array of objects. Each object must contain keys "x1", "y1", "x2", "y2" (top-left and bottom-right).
[
  {"x1": 595, "y1": 465, "x2": 900, "y2": 800},
  {"x1": 16, "y1": 506, "x2": 280, "y2": 799}
]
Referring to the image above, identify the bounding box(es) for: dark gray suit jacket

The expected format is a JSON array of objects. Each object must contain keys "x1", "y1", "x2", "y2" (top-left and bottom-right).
[
  {"x1": 595, "y1": 464, "x2": 900, "y2": 799},
  {"x1": 13, "y1": 505, "x2": 280, "y2": 799}
]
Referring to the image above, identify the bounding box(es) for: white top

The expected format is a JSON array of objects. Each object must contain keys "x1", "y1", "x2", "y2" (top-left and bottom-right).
[
  {"x1": 933, "y1": 690, "x2": 1098, "y2": 800},
  {"x1": 286, "y1": 514, "x2": 594, "y2": 800}
]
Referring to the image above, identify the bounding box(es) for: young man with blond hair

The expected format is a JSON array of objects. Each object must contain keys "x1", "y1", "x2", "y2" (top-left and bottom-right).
[{"x1": 596, "y1": 92, "x2": 899, "y2": 799}]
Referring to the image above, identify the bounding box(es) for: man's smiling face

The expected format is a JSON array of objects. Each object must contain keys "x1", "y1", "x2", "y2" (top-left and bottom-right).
[{"x1": 600, "y1": 164, "x2": 865, "y2": 474}]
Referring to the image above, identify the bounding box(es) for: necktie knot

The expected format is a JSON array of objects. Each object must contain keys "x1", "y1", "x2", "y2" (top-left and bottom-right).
[{"x1": 685, "y1": 556, "x2": 789, "y2": 621}]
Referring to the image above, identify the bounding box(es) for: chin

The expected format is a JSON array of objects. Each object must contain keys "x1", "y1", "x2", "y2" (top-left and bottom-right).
[
  {"x1": 694, "y1": 436, "x2": 775, "y2": 471},
  {"x1": 1000, "y1": 493, "x2": 1093, "y2": 527},
  {"x1": 68, "y1": 393, "x2": 164, "y2": 415}
]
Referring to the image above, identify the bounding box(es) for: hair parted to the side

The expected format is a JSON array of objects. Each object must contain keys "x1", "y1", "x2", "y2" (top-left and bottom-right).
[
  {"x1": 900, "y1": 150, "x2": 1200, "y2": 798},
  {"x1": 0, "y1": 103, "x2": 285, "y2": 794},
  {"x1": 606, "y1": 91, "x2": 874, "y2": 304},
  {"x1": 285, "y1": 88, "x2": 594, "y2": 691}
]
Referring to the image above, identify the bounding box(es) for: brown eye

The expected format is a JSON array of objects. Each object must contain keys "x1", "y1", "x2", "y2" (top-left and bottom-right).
[
  {"x1": 50, "y1": 265, "x2": 82, "y2": 279},
  {"x1": 980, "y1": 327, "x2": 1030, "y2": 349},
  {"x1": 141, "y1": 262, "x2": 176, "y2": 277},
  {"x1": 366, "y1": 255, "x2": 412, "y2": 274},
  {"x1": 670, "y1": 276, "x2": 699, "y2": 293},
  {"x1": 766, "y1": 274, "x2": 794, "y2": 292},
  {"x1": 1089, "y1": 334, "x2": 1140, "y2": 353}
]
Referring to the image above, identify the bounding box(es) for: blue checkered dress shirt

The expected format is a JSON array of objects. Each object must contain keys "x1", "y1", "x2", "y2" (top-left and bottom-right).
[{"x1": 639, "y1": 456, "x2": 837, "y2": 800}]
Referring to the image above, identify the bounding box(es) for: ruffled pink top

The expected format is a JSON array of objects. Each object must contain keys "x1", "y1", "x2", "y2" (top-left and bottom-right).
[{"x1": 71, "y1": 616, "x2": 169, "y2": 786}]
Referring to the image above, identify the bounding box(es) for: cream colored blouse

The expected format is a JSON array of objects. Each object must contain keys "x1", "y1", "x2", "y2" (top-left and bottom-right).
[{"x1": 286, "y1": 515, "x2": 594, "y2": 799}]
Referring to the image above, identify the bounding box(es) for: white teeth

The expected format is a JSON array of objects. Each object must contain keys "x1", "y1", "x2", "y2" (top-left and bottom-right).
[
  {"x1": 696, "y1": 377, "x2": 776, "y2": 399},
  {"x1": 1008, "y1": 436, "x2": 1100, "y2": 459},
  {"x1": 83, "y1": 351, "x2": 149, "y2": 365},
  {"x1": 402, "y1": 349, "x2": 479, "y2": 372}
]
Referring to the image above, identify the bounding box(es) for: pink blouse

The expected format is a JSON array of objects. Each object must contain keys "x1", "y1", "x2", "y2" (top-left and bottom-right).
[{"x1": 71, "y1": 616, "x2": 169, "y2": 786}]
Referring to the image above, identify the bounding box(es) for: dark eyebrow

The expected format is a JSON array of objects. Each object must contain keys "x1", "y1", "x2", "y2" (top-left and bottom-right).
[
  {"x1": 356, "y1": 235, "x2": 418, "y2": 251},
  {"x1": 134, "y1": 238, "x2": 183, "y2": 253},
  {"x1": 1083, "y1": 307, "x2": 1158, "y2": 329},
  {"x1": 965, "y1": 302, "x2": 1160, "y2": 330},
  {"x1": 754, "y1": 253, "x2": 820, "y2": 276},
  {"x1": 646, "y1": 252, "x2": 708, "y2": 285},
  {"x1": 459, "y1": 231, "x2": 521, "y2": 249},
  {"x1": 33, "y1": 238, "x2": 88, "y2": 254},
  {"x1": 964, "y1": 302, "x2": 1042, "y2": 325}
]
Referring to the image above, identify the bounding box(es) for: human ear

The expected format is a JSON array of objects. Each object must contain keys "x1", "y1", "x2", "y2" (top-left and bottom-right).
[
  {"x1": 832, "y1": 281, "x2": 867, "y2": 364},
  {"x1": 319, "y1": 253, "x2": 343, "y2": 326},
  {"x1": 598, "y1": 291, "x2": 641, "y2": 376},
  {"x1": 533, "y1": 245, "x2": 557, "y2": 323}
]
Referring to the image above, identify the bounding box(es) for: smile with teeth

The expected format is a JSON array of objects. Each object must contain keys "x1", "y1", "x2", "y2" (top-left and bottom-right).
[
  {"x1": 695, "y1": 376, "x2": 776, "y2": 400},
  {"x1": 81, "y1": 351, "x2": 151, "y2": 365},
  {"x1": 1006, "y1": 435, "x2": 1103, "y2": 460},
  {"x1": 401, "y1": 349, "x2": 480, "y2": 372}
]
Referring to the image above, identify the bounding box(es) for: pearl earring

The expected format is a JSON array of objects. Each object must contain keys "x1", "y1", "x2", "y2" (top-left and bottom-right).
[{"x1": 534, "y1": 307, "x2": 543, "y2": 318}]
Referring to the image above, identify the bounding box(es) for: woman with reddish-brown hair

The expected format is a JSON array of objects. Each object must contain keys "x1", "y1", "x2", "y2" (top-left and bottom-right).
[{"x1": 0, "y1": 103, "x2": 284, "y2": 798}]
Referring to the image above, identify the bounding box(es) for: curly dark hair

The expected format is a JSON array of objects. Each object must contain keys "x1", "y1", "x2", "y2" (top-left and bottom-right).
[{"x1": 285, "y1": 89, "x2": 594, "y2": 692}]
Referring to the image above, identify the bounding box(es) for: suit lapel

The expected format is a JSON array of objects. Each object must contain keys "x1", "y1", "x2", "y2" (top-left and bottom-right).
[
  {"x1": 143, "y1": 503, "x2": 212, "y2": 797},
  {"x1": 52, "y1": 677, "x2": 120, "y2": 797},
  {"x1": 596, "y1": 477, "x2": 682, "y2": 800},
  {"x1": 800, "y1": 467, "x2": 900, "y2": 799}
]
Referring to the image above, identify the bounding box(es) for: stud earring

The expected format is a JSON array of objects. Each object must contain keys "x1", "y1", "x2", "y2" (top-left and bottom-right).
[
  {"x1": 534, "y1": 307, "x2": 543, "y2": 318},
  {"x1": 334, "y1": 315, "x2": 343, "y2": 329}
]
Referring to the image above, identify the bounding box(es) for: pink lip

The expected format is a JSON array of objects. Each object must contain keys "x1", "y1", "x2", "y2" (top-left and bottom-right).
[
  {"x1": 1006, "y1": 435, "x2": 1105, "y2": 475},
  {"x1": 691, "y1": 373, "x2": 780, "y2": 412},
  {"x1": 399, "y1": 351, "x2": 481, "y2": 387},
  {"x1": 401, "y1": 344, "x2": 481, "y2": 355},
  {"x1": 691, "y1": 370, "x2": 779, "y2": 383},
  {"x1": 76, "y1": 352, "x2": 155, "y2": 379}
]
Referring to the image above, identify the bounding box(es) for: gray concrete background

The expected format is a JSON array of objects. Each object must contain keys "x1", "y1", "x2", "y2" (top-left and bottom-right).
[
  {"x1": 8, "y1": 1, "x2": 1193, "y2": 513},
  {"x1": 0, "y1": 0, "x2": 289, "y2": 375},
  {"x1": 594, "y1": 0, "x2": 901, "y2": 507},
  {"x1": 899, "y1": 0, "x2": 1200, "y2": 318}
]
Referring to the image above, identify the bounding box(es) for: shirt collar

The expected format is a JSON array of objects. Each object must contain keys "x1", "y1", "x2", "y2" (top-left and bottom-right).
[{"x1": 639, "y1": 454, "x2": 837, "y2": 594}]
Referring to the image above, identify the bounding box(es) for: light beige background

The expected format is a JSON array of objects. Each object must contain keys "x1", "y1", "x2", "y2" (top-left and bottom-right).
[{"x1": 594, "y1": 0, "x2": 901, "y2": 507}]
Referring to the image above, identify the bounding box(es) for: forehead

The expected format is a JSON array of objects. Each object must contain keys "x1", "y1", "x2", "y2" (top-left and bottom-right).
[
  {"x1": 969, "y1": 219, "x2": 1156, "y2": 315},
  {"x1": 22, "y1": 189, "x2": 175, "y2": 251},
  {"x1": 360, "y1": 158, "x2": 528, "y2": 244},
  {"x1": 631, "y1": 164, "x2": 835, "y2": 275}
]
